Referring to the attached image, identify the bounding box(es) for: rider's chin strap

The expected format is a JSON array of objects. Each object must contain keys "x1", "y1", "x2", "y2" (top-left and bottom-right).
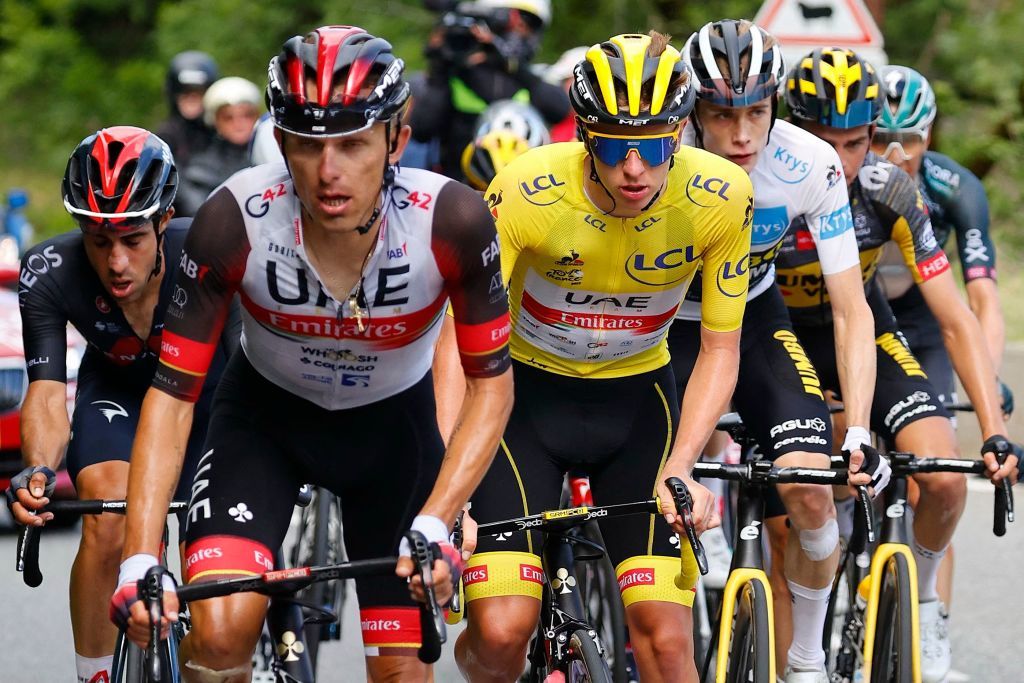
[
  {"x1": 148, "y1": 218, "x2": 167, "y2": 281},
  {"x1": 355, "y1": 118, "x2": 401, "y2": 236}
]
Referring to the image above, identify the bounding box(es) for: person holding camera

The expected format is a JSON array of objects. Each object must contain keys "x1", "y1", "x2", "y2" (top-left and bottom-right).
[{"x1": 410, "y1": 0, "x2": 568, "y2": 180}]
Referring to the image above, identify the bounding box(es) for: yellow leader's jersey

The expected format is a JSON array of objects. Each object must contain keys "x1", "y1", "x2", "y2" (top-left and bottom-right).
[{"x1": 486, "y1": 142, "x2": 753, "y2": 379}]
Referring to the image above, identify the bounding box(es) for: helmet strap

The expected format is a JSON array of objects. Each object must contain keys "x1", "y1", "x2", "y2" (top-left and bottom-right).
[
  {"x1": 149, "y1": 216, "x2": 167, "y2": 280},
  {"x1": 355, "y1": 120, "x2": 398, "y2": 236},
  {"x1": 582, "y1": 134, "x2": 618, "y2": 215}
]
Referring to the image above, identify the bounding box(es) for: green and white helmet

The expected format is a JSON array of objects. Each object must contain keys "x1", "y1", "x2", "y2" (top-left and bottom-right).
[{"x1": 877, "y1": 65, "x2": 936, "y2": 137}]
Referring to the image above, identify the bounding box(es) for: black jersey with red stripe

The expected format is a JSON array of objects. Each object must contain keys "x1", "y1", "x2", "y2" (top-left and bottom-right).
[
  {"x1": 19, "y1": 219, "x2": 237, "y2": 390},
  {"x1": 153, "y1": 162, "x2": 510, "y2": 408}
]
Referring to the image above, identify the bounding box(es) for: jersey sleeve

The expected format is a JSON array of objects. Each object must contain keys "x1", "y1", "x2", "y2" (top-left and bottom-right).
[
  {"x1": 18, "y1": 242, "x2": 70, "y2": 383},
  {"x1": 698, "y1": 173, "x2": 754, "y2": 333},
  {"x1": 804, "y1": 147, "x2": 859, "y2": 275},
  {"x1": 153, "y1": 188, "x2": 250, "y2": 400},
  {"x1": 879, "y1": 167, "x2": 950, "y2": 284},
  {"x1": 431, "y1": 181, "x2": 511, "y2": 377},
  {"x1": 946, "y1": 168, "x2": 997, "y2": 282}
]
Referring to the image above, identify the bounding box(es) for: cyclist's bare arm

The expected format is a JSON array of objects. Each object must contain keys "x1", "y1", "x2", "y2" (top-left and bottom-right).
[
  {"x1": 423, "y1": 369, "x2": 512, "y2": 527},
  {"x1": 11, "y1": 380, "x2": 70, "y2": 524},
  {"x1": 918, "y1": 270, "x2": 1007, "y2": 439},
  {"x1": 122, "y1": 389, "x2": 194, "y2": 559},
  {"x1": 965, "y1": 277, "x2": 1004, "y2": 373},
  {"x1": 824, "y1": 265, "x2": 875, "y2": 432},
  {"x1": 432, "y1": 315, "x2": 465, "y2": 444}
]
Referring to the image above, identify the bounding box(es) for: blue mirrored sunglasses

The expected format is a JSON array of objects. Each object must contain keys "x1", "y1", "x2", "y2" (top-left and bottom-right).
[{"x1": 586, "y1": 130, "x2": 679, "y2": 167}]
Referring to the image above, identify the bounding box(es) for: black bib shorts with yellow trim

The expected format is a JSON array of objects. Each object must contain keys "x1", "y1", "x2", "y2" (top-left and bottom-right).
[
  {"x1": 795, "y1": 283, "x2": 949, "y2": 445},
  {"x1": 668, "y1": 284, "x2": 834, "y2": 462},
  {"x1": 467, "y1": 360, "x2": 692, "y2": 608},
  {"x1": 182, "y1": 351, "x2": 445, "y2": 657}
]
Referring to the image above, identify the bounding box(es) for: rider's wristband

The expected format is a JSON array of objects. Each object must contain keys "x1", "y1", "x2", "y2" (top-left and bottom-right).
[
  {"x1": 842, "y1": 426, "x2": 872, "y2": 454},
  {"x1": 117, "y1": 553, "x2": 175, "y2": 592},
  {"x1": 399, "y1": 515, "x2": 451, "y2": 557}
]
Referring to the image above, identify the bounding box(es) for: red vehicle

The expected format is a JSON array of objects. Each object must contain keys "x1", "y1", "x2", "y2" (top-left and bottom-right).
[{"x1": 0, "y1": 259, "x2": 82, "y2": 516}]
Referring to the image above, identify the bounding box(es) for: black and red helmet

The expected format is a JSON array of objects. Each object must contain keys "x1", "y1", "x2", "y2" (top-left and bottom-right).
[
  {"x1": 62, "y1": 126, "x2": 178, "y2": 233},
  {"x1": 266, "y1": 25, "x2": 411, "y2": 137}
]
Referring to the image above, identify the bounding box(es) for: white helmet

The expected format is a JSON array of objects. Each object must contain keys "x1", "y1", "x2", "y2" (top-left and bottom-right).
[
  {"x1": 249, "y1": 113, "x2": 284, "y2": 166},
  {"x1": 475, "y1": 100, "x2": 550, "y2": 148},
  {"x1": 470, "y1": 0, "x2": 551, "y2": 27},
  {"x1": 545, "y1": 46, "x2": 589, "y2": 85},
  {"x1": 202, "y1": 76, "x2": 262, "y2": 127}
]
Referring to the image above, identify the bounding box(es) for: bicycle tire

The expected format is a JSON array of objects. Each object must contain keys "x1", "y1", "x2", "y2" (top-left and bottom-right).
[
  {"x1": 869, "y1": 553, "x2": 914, "y2": 683},
  {"x1": 577, "y1": 524, "x2": 628, "y2": 683},
  {"x1": 565, "y1": 628, "x2": 615, "y2": 683},
  {"x1": 725, "y1": 579, "x2": 772, "y2": 683},
  {"x1": 692, "y1": 580, "x2": 716, "y2": 679}
]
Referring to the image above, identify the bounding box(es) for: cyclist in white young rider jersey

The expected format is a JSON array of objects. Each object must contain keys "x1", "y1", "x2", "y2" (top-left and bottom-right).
[
  {"x1": 111, "y1": 27, "x2": 513, "y2": 683},
  {"x1": 668, "y1": 21, "x2": 882, "y2": 682}
]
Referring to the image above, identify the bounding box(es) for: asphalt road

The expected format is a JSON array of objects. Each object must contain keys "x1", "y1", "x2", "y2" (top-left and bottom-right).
[{"x1": 2, "y1": 345, "x2": 1022, "y2": 682}]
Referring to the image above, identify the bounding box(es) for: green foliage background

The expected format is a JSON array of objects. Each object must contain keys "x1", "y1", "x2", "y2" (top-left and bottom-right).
[{"x1": 1, "y1": 0, "x2": 1021, "y2": 318}]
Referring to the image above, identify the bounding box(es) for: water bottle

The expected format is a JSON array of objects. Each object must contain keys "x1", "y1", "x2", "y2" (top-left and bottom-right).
[{"x1": 4, "y1": 189, "x2": 32, "y2": 251}]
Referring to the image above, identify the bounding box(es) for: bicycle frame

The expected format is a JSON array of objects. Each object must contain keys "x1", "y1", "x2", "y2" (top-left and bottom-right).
[{"x1": 712, "y1": 468, "x2": 776, "y2": 683}]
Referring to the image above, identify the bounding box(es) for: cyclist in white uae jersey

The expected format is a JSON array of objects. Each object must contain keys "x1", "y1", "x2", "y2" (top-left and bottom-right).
[
  {"x1": 114, "y1": 27, "x2": 513, "y2": 683},
  {"x1": 668, "y1": 21, "x2": 880, "y2": 682}
]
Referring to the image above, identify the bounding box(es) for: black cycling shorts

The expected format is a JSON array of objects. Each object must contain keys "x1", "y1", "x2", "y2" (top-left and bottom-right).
[
  {"x1": 182, "y1": 351, "x2": 445, "y2": 656},
  {"x1": 796, "y1": 284, "x2": 950, "y2": 445},
  {"x1": 67, "y1": 357, "x2": 211, "y2": 504},
  {"x1": 668, "y1": 285, "x2": 833, "y2": 461},
  {"x1": 466, "y1": 360, "x2": 694, "y2": 608}
]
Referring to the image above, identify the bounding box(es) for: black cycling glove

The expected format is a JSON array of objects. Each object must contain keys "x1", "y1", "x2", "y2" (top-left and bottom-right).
[
  {"x1": 842, "y1": 443, "x2": 891, "y2": 497},
  {"x1": 998, "y1": 379, "x2": 1014, "y2": 416},
  {"x1": 4, "y1": 465, "x2": 56, "y2": 510}
]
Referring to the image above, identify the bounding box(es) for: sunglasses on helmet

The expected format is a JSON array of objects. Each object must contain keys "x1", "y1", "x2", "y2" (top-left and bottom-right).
[{"x1": 584, "y1": 129, "x2": 680, "y2": 167}]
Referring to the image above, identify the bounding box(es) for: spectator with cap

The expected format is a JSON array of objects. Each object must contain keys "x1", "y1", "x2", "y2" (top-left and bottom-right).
[
  {"x1": 156, "y1": 51, "x2": 219, "y2": 169},
  {"x1": 410, "y1": 0, "x2": 568, "y2": 179},
  {"x1": 175, "y1": 76, "x2": 262, "y2": 216}
]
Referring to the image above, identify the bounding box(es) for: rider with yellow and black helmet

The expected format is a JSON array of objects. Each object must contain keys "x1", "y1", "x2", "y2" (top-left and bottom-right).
[
  {"x1": 446, "y1": 31, "x2": 753, "y2": 681},
  {"x1": 780, "y1": 47, "x2": 1016, "y2": 683}
]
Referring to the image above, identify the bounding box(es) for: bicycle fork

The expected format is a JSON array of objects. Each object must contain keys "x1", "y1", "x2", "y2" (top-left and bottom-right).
[
  {"x1": 539, "y1": 532, "x2": 606, "y2": 671},
  {"x1": 859, "y1": 477, "x2": 921, "y2": 683}
]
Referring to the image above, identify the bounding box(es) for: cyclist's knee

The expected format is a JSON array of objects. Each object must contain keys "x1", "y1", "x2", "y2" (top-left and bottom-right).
[
  {"x1": 467, "y1": 599, "x2": 537, "y2": 651},
  {"x1": 79, "y1": 512, "x2": 125, "y2": 559},
  {"x1": 915, "y1": 470, "x2": 967, "y2": 507},
  {"x1": 181, "y1": 659, "x2": 250, "y2": 683},
  {"x1": 780, "y1": 482, "x2": 835, "y2": 529},
  {"x1": 366, "y1": 656, "x2": 428, "y2": 683},
  {"x1": 627, "y1": 602, "x2": 693, "y2": 662}
]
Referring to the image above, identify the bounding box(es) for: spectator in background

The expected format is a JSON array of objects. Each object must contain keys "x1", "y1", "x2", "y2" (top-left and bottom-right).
[
  {"x1": 175, "y1": 76, "x2": 261, "y2": 216},
  {"x1": 156, "y1": 51, "x2": 219, "y2": 169},
  {"x1": 545, "y1": 46, "x2": 589, "y2": 143},
  {"x1": 410, "y1": 0, "x2": 568, "y2": 179}
]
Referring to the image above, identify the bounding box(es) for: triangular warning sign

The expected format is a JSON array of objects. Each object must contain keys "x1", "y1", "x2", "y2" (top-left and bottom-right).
[{"x1": 755, "y1": 0, "x2": 883, "y2": 47}]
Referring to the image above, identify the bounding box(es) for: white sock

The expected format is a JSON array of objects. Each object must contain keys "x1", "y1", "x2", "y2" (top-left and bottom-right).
[
  {"x1": 76, "y1": 654, "x2": 113, "y2": 683},
  {"x1": 912, "y1": 538, "x2": 947, "y2": 603},
  {"x1": 786, "y1": 580, "x2": 831, "y2": 671}
]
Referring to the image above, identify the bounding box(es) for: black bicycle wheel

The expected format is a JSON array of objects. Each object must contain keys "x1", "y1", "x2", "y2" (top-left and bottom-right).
[
  {"x1": 565, "y1": 628, "x2": 615, "y2": 683},
  {"x1": 824, "y1": 555, "x2": 859, "y2": 678},
  {"x1": 692, "y1": 581, "x2": 716, "y2": 679},
  {"x1": 577, "y1": 524, "x2": 628, "y2": 682},
  {"x1": 870, "y1": 553, "x2": 914, "y2": 683},
  {"x1": 725, "y1": 579, "x2": 772, "y2": 683}
]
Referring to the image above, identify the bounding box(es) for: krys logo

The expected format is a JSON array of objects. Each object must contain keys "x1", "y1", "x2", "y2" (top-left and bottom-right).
[
  {"x1": 685, "y1": 173, "x2": 731, "y2": 207},
  {"x1": 519, "y1": 173, "x2": 566, "y2": 206},
  {"x1": 625, "y1": 246, "x2": 698, "y2": 286},
  {"x1": 752, "y1": 205, "x2": 789, "y2": 246},
  {"x1": 770, "y1": 146, "x2": 811, "y2": 184},
  {"x1": 715, "y1": 255, "x2": 749, "y2": 298}
]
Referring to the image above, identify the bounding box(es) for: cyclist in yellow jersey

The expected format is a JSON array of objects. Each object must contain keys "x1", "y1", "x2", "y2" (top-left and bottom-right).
[{"x1": 445, "y1": 32, "x2": 753, "y2": 682}]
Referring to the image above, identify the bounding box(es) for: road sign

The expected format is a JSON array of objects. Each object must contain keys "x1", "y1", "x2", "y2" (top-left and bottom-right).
[{"x1": 754, "y1": 0, "x2": 888, "y2": 67}]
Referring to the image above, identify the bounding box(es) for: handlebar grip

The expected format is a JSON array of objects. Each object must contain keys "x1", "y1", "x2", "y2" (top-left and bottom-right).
[
  {"x1": 45, "y1": 499, "x2": 109, "y2": 515},
  {"x1": 995, "y1": 482, "x2": 1009, "y2": 537},
  {"x1": 17, "y1": 525, "x2": 42, "y2": 588},
  {"x1": 418, "y1": 600, "x2": 443, "y2": 664}
]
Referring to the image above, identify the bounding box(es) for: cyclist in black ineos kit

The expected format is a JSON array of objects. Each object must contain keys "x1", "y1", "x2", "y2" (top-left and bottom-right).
[{"x1": 5, "y1": 126, "x2": 238, "y2": 683}]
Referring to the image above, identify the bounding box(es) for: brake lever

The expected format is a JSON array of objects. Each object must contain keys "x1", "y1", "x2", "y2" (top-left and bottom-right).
[
  {"x1": 665, "y1": 477, "x2": 709, "y2": 576},
  {"x1": 855, "y1": 485, "x2": 875, "y2": 544},
  {"x1": 140, "y1": 565, "x2": 173, "y2": 682},
  {"x1": 448, "y1": 511, "x2": 465, "y2": 615},
  {"x1": 406, "y1": 530, "x2": 446, "y2": 663}
]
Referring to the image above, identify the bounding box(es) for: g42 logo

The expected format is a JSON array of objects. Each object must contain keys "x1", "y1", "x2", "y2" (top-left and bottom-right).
[
  {"x1": 394, "y1": 190, "x2": 433, "y2": 211},
  {"x1": 245, "y1": 183, "x2": 287, "y2": 218}
]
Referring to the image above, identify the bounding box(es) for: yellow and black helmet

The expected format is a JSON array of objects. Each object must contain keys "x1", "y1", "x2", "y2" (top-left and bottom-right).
[
  {"x1": 461, "y1": 130, "x2": 533, "y2": 191},
  {"x1": 785, "y1": 48, "x2": 881, "y2": 128},
  {"x1": 570, "y1": 33, "x2": 695, "y2": 128}
]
